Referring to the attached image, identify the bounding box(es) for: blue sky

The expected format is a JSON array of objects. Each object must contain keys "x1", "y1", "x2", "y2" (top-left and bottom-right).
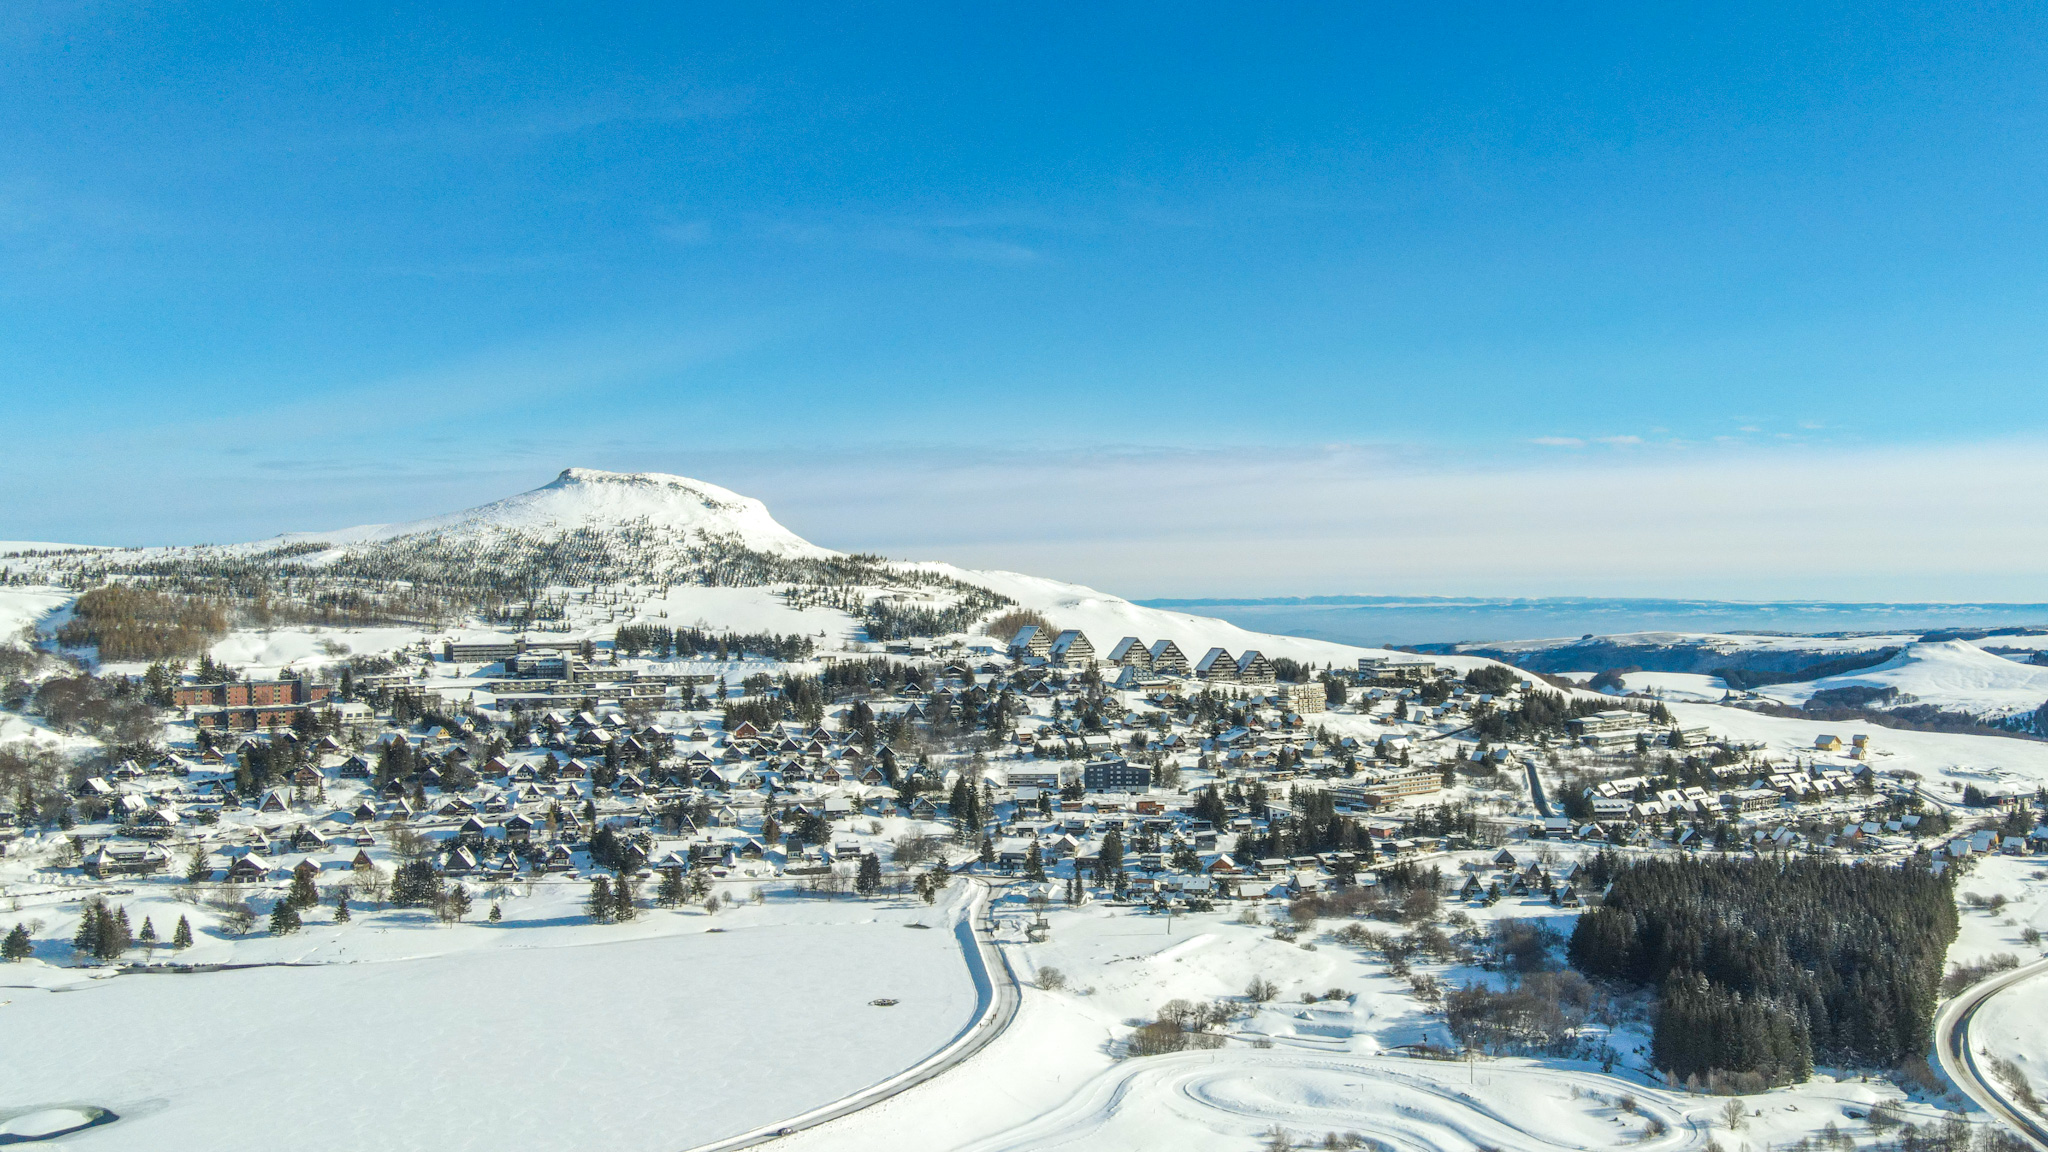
[{"x1": 5, "y1": 3, "x2": 2047, "y2": 598}]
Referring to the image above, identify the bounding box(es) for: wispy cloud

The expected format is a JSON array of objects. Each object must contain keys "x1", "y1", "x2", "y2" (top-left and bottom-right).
[{"x1": 1530, "y1": 436, "x2": 1584, "y2": 447}]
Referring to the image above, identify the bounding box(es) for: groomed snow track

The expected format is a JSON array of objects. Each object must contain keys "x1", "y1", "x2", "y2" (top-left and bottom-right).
[
  {"x1": 951, "y1": 1050, "x2": 1711, "y2": 1152},
  {"x1": 679, "y1": 879, "x2": 1019, "y2": 1151}
]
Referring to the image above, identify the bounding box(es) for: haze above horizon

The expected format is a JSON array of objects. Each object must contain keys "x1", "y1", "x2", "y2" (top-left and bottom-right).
[{"x1": 6, "y1": 4, "x2": 2047, "y2": 601}]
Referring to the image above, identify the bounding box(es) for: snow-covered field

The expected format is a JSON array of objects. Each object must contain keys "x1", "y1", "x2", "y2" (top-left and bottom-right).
[
  {"x1": 1758, "y1": 639, "x2": 2048, "y2": 717},
  {"x1": 1616, "y1": 671, "x2": 1730, "y2": 702},
  {"x1": 0, "y1": 885, "x2": 981, "y2": 1152},
  {"x1": 1461, "y1": 630, "x2": 1928, "y2": 656},
  {"x1": 1974, "y1": 973, "x2": 2048, "y2": 1122},
  {"x1": 0, "y1": 586, "x2": 71, "y2": 642},
  {"x1": 779, "y1": 878, "x2": 1929, "y2": 1152}
]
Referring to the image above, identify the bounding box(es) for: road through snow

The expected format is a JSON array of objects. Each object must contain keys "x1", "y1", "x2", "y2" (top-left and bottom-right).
[{"x1": 1935, "y1": 958, "x2": 2048, "y2": 1152}]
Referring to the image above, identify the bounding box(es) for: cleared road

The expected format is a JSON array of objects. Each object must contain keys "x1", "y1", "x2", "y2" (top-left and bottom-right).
[
  {"x1": 680, "y1": 878, "x2": 1021, "y2": 1151},
  {"x1": 1934, "y1": 957, "x2": 2048, "y2": 1152}
]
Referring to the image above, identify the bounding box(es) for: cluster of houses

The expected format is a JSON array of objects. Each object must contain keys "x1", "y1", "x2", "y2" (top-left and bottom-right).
[
  {"x1": 43, "y1": 617, "x2": 2035, "y2": 941},
  {"x1": 1579, "y1": 760, "x2": 1871, "y2": 826}
]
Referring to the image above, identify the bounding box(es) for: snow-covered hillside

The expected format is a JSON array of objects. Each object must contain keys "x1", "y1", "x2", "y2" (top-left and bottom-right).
[
  {"x1": 1761, "y1": 639, "x2": 2048, "y2": 717},
  {"x1": 922, "y1": 565, "x2": 1460, "y2": 672},
  {"x1": 1461, "y1": 630, "x2": 1926, "y2": 656},
  {"x1": 264, "y1": 467, "x2": 835, "y2": 561},
  {"x1": 1, "y1": 469, "x2": 1428, "y2": 674}
]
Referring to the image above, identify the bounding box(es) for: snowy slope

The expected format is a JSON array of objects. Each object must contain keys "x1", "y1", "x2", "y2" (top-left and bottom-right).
[
  {"x1": 918, "y1": 564, "x2": 1455, "y2": 672},
  {"x1": 265, "y1": 467, "x2": 835, "y2": 559},
  {"x1": 1761, "y1": 640, "x2": 2048, "y2": 716},
  {"x1": 0, "y1": 586, "x2": 73, "y2": 642},
  {"x1": 1462, "y1": 630, "x2": 1924, "y2": 656}
]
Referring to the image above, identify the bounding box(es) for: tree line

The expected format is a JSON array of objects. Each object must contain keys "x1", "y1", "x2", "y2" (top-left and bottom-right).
[
  {"x1": 1567, "y1": 853, "x2": 1957, "y2": 1086},
  {"x1": 57, "y1": 584, "x2": 227, "y2": 662}
]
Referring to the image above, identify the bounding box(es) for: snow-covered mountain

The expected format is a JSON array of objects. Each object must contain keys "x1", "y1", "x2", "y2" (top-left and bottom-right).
[
  {"x1": 0, "y1": 468, "x2": 1438, "y2": 670},
  {"x1": 263, "y1": 468, "x2": 833, "y2": 561}
]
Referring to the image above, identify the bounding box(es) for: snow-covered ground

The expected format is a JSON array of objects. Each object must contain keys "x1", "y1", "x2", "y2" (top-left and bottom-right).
[
  {"x1": 1758, "y1": 640, "x2": 2048, "y2": 717},
  {"x1": 0, "y1": 883, "x2": 981, "y2": 1152},
  {"x1": 1666, "y1": 698, "x2": 2048, "y2": 794},
  {"x1": 1974, "y1": 973, "x2": 2048, "y2": 1123},
  {"x1": 0, "y1": 585, "x2": 71, "y2": 643},
  {"x1": 1459, "y1": 630, "x2": 1928, "y2": 656},
  {"x1": 778, "y1": 871, "x2": 1941, "y2": 1152},
  {"x1": 262, "y1": 468, "x2": 836, "y2": 560},
  {"x1": 1616, "y1": 671, "x2": 1730, "y2": 702},
  {"x1": 927, "y1": 565, "x2": 1457, "y2": 673}
]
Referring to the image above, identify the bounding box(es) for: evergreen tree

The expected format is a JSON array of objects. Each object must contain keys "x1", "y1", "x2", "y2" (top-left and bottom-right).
[
  {"x1": 488, "y1": 901, "x2": 502, "y2": 923},
  {"x1": 978, "y1": 834, "x2": 995, "y2": 867},
  {"x1": 610, "y1": 875, "x2": 638, "y2": 922},
  {"x1": 333, "y1": 891, "x2": 352, "y2": 923},
  {"x1": 586, "y1": 877, "x2": 616, "y2": 923},
  {"x1": 1571, "y1": 853, "x2": 1955, "y2": 1082},
  {"x1": 72, "y1": 899, "x2": 101, "y2": 954},
  {"x1": 1024, "y1": 841, "x2": 1046, "y2": 882},
  {"x1": 1094, "y1": 828, "x2": 1124, "y2": 885},
  {"x1": 137, "y1": 916, "x2": 158, "y2": 949},
  {"x1": 855, "y1": 852, "x2": 882, "y2": 897},
  {"x1": 184, "y1": 847, "x2": 211, "y2": 883},
  {"x1": 656, "y1": 869, "x2": 688, "y2": 908},
  {"x1": 442, "y1": 883, "x2": 472, "y2": 923},
  {"x1": 2, "y1": 923, "x2": 32, "y2": 962},
  {"x1": 286, "y1": 868, "x2": 320, "y2": 910},
  {"x1": 268, "y1": 901, "x2": 302, "y2": 935},
  {"x1": 97, "y1": 906, "x2": 133, "y2": 961},
  {"x1": 391, "y1": 860, "x2": 441, "y2": 907},
  {"x1": 171, "y1": 915, "x2": 193, "y2": 949}
]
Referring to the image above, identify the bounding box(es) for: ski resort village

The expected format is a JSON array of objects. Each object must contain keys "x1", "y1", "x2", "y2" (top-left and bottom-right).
[{"x1": 1, "y1": 470, "x2": 2046, "y2": 1152}]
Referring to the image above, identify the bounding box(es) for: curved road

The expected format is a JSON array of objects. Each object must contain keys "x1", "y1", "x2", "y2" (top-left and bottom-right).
[
  {"x1": 681, "y1": 877, "x2": 1021, "y2": 1151},
  {"x1": 1935, "y1": 957, "x2": 2048, "y2": 1152}
]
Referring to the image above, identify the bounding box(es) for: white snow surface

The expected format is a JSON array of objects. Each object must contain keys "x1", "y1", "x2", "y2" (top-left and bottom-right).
[
  {"x1": 0, "y1": 886, "x2": 981, "y2": 1152},
  {"x1": 1458, "y1": 630, "x2": 1926, "y2": 655},
  {"x1": 1760, "y1": 639, "x2": 2048, "y2": 717},
  {"x1": 0, "y1": 586, "x2": 73, "y2": 642},
  {"x1": 922, "y1": 564, "x2": 1464, "y2": 672},
  {"x1": 1617, "y1": 671, "x2": 1731, "y2": 702},
  {"x1": 267, "y1": 468, "x2": 835, "y2": 559}
]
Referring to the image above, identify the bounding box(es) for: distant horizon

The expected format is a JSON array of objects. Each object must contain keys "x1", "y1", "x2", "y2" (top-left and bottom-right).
[
  {"x1": 1137, "y1": 595, "x2": 2048, "y2": 649},
  {"x1": 1138, "y1": 593, "x2": 2048, "y2": 612}
]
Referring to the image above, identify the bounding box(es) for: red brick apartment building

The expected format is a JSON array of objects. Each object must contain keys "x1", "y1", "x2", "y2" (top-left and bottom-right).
[{"x1": 174, "y1": 679, "x2": 331, "y2": 708}]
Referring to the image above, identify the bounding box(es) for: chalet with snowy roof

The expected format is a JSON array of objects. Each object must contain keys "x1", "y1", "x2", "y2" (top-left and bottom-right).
[
  {"x1": 226, "y1": 854, "x2": 272, "y2": 883},
  {"x1": 1195, "y1": 648, "x2": 1236, "y2": 681},
  {"x1": 1234, "y1": 650, "x2": 1276, "y2": 686},
  {"x1": 1009, "y1": 625, "x2": 1052, "y2": 660},
  {"x1": 1048, "y1": 630, "x2": 1096, "y2": 668},
  {"x1": 1106, "y1": 637, "x2": 1149, "y2": 669},
  {"x1": 84, "y1": 840, "x2": 171, "y2": 878}
]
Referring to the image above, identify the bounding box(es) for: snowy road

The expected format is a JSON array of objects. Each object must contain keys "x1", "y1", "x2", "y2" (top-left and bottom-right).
[
  {"x1": 682, "y1": 878, "x2": 1020, "y2": 1151},
  {"x1": 1936, "y1": 957, "x2": 2048, "y2": 1152}
]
